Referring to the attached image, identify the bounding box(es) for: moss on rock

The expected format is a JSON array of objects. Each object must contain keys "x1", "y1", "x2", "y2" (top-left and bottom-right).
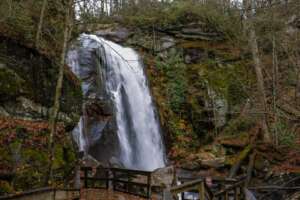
[
  {"x1": 0, "y1": 119, "x2": 76, "y2": 194},
  {"x1": 0, "y1": 37, "x2": 82, "y2": 128},
  {"x1": 143, "y1": 33, "x2": 256, "y2": 164},
  {"x1": 0, "y1": 65, "x2": 28, "y2": 100}
]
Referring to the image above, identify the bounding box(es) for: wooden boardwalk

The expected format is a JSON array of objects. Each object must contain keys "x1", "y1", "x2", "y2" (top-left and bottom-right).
[
  {"x1": 80, "y1": 167, "x2": 247, "y2": 200},
  {"x1": 80, "y1": 189, "x2": 158, "y2": 200}
]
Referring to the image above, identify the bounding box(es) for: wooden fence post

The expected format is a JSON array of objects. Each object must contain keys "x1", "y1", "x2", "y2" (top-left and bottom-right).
[
  {"x1": 126, "y1": 171, "x2": 130, "y2": 193},
  {"x1": 84, "y1": 168, "x2": 88, "y2": 188},
  {"x1": 199, "y1": 181, "x2": 205, "y2": 200},
  {"x1": 147, "y1": 173, "x2": 152, "y2": 199},
  {"x1": 112, "y1": 170, "x2": 116, "y2": 191},
  {"x1": 235, "y1": 186, "x2": 240, "y2": 200},
  {"x1": 225, "y1": 191, "x2": 229, "y2": 200},
  {"x1": 105, "y1": 169, "x2": 109, "y2": 189}
]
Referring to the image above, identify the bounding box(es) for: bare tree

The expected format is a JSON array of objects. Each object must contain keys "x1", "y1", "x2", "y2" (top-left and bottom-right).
[
  {"x1": 244, "y1": 0, "x2": 271, "y2": 142},
  {"x1": 47, "y1": 0, "x2": 74, "y2": 185},
  {"x1": 35, "y1": 0, "x2": 47, "y2": 49}
]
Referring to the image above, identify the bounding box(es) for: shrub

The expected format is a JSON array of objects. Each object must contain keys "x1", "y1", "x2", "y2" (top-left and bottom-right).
[
  {"x1": 273, "y1": 121, "x2": 297, "y2": 147},
  {"x1": 155, "y1": 51, "x2": 188, "y2": 113}
]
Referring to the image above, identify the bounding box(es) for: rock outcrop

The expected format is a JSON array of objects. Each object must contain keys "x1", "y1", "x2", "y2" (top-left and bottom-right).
[
  {"x1": 0, "y1": 36, "x2": 82, "y2": 127},
  {"x1": 0, "y1": 35, "x2": 82, "y2": 194},
  {"x1": 88, "y1": 23, "x2": 240, "y2": 167},
  {"x1": 68, "y1": 37, "x2": 119, "y2": 167}
]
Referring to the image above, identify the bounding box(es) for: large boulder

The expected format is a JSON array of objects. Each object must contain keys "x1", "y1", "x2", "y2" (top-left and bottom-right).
[
  {"x1": 68, "y1": 37, "x2": 120, "y2": 166},
  {"x1": 95, "y1": 27, "x2": 132, "y2": 43}
]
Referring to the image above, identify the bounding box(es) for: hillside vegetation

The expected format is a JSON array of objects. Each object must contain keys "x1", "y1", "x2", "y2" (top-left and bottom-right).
[{"x1": 0, "y1": 0, "x2": 299, "y2": 196}]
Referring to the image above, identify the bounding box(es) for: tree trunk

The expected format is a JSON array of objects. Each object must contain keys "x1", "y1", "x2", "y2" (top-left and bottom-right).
[
  {"x1": 272, "y1": 34, "x2": 279, "y2": 145},
  {"x1": 35, "y1": 0, "x2": 47, "y2": 49},
  {"x1": 244, "y1": 0, "x2": 271, "y2": 142},
  {"x1": 295, "y1": 31, "x2": 300, "y2": 107},
  {"x1": 47, "y1": 0, "x2": 73, "y2": 186}
]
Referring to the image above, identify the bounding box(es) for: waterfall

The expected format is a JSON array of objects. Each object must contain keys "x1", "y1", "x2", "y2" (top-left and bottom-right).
[{"x1": 68, "y1": 34, "x2": 166, "y2": 171}]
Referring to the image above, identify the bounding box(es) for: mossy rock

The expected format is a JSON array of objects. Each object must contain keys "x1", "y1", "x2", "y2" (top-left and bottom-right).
[
  {"x1": 0, "y1": 65, "x2": 28, "y2": 100},
  {"x1": 22, "y1": 148, "x2": 48, "y2": 167},
  {"x1": 222, "y1": 117, "x2": 256, "y2": 136},
  {"x1": 0, "y1": 146, "x2": 12, "y2": 167},
  {"x1": 0, "y1": 37, "x2": 82, "y2": 128}
]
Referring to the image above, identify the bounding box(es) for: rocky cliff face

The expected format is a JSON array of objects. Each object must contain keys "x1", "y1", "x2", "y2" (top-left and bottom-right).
[
  {"x1": 68, "y1": 37, "x2": 119, "y2": 167},
  {"x1": 0, "y1": 35, "x2": 82, "y2": 194},
  {"x1": 0, "y1": 36, "x2": 82, "y2": 126},
  {"x1": 82, "y1": 23, "x2": 251, "y2": 169}
]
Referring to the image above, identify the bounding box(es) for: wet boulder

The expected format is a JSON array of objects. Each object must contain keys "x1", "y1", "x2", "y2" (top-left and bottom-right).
[
  {"x1": 95, "y1": 27, "x2": 131, "y2": 43},
  {"x1": 152, "y1": 166, "x2": 175, "y2": 188}
]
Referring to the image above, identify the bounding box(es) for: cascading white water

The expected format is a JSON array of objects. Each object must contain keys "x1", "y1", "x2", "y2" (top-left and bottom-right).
[{"x1": 68, "y1": 34, "x2": 166, "y2": 171}]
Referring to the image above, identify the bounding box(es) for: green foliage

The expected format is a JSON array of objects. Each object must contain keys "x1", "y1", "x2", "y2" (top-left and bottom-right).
[
  {"x1": 0, "y1": 127, "x2": 76, "y2": 192},
  {"x1": 0, "y1": 1, "x2": 36, "y2": 40},
  {"x1": 0, "y1": 181, "x2": 13, "y2": 195},
  {"x1": 223, "y1": 116, "x2": 256, "y2": 136},
  {"x1": 273, "y1": 121, "x2": 297, "y2": 147},
  {"x1": 0, "y1": 66, "x2": 27, "y2": 98},
  {"x1": 166, "y1": 1, "x2": 228, "y2": 26},
  {"x1": 0, "y1": 0, "x2": 66, "y2": 57},
  {"x1": 227, "y1": 78, "x2": 248, "y2": 106},
  {"x1": 201, "y1": 60, "x2": 251, "y2": 108},
  {"x1": 118, "y1": 0, "x2": 240, "y2": 39},
  {"x1": 169, "y1": 120, "x2": 185, "y2": 137},
  {"x1": 14, "y1": 166, "x2": 45, "y2": 191},
  {"x1": 22, "y1": 149, "x2": 48, "y2": 167},
  {"x1": 0, "y1": 146, "x2": 11, "y2": 165},
  {"x1": 155, "y1": 51, "x2": 187, "y2": 113}
]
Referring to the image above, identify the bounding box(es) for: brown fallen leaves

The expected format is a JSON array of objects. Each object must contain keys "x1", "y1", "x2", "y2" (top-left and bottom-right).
[
  {"x1": 0, "y1": 116, "x2": 64, "y2": 134},
  {"x1": 0, "y1": 116, "x2": 65, "y2": 146}
]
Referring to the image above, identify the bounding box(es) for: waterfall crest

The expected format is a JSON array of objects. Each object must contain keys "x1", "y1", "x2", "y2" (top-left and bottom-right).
[{"x1": 68, "y1": 34, "x2": 166, "y2": 171}]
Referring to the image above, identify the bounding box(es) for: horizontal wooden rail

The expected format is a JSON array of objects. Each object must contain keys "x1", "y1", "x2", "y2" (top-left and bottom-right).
[
  {"x1": 170, "y1": 178, "x2": 204, "y2": 194},
  {"x1": 110, "y1": 167, "x2": 152, "y2": 175},
  {"x1": 170, "y1": 178, "x2": 211, "y2": 200},
  {"x1": 214, "y1": 180, "x2": 245, "y2": 197}
]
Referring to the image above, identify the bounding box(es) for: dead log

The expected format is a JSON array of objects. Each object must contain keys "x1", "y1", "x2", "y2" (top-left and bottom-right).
[{"x1": 229, "y1": 145, "x2": 253, "y2": 178}]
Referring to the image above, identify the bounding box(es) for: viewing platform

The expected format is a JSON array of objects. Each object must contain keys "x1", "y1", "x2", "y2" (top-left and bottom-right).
[{"x1": 0, "y1": 166, "x2": 249, "y2": 200}]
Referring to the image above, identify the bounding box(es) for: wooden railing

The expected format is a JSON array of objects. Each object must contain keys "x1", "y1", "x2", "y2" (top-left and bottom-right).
[
  {"x1": 81, "y1": 166, "x2": 247, "y2": 200},
  {"x1": 81, "y1": 167, "x2": 152, "y2": 199},
  {"x1": 81, "y1": 167, "x2": 110, "y2": 189},
  {"x1": 111, "y1": 167, "x2": 152, "y2": 198},
  {"x1": 170, "y1": 178, "x2": 211, "y2": 200},
  {"x1": 213, "y1": 180, "x2": 245, "y2": 200},
  {"x1": 170, "y1": 177, "x2": 246, "y2": 200}
]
